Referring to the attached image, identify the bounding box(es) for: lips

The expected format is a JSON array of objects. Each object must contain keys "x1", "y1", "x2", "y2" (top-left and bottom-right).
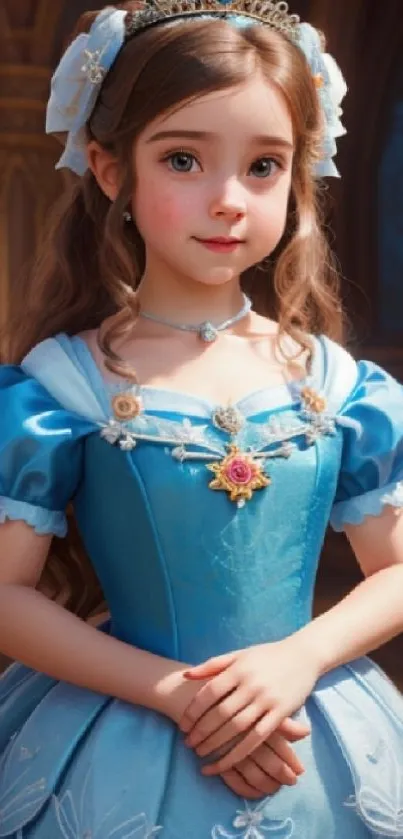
[
  {"x1": 196, "y1": 237, "x2": 243, "y2": 244},
  {"x1": 195, "y1": 237, "x2": 244, "y2": 253}
]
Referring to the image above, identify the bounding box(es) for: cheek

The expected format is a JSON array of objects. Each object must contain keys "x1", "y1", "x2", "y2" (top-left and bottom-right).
[
  {"x1": 255, "y1": 184, "x2": 290, "y2": 239},
  {"x1": 134, "y1": 175, "x2": 193, "y2": 237}
]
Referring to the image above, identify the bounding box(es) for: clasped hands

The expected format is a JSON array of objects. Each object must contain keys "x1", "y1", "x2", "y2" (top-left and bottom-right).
[{"x1": 178, "y1": 637, "x2": 320, "y2": 799}]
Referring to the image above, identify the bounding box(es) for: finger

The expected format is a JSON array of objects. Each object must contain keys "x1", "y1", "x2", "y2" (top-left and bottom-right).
[
  {"x1": 265, "y1": 732, "x2": 305, "y2": 776},
  {"x1": 202, "y1": 708, "x2": 285, "y2": 775},
  {"x1": 196, "y1": 703, "x2": 262, "y2": 757},
  {"x1": 183, "y1": 653, "x2": 235, "y2": 680},
  {"x1": 237, "y1": 758, "x2": 282, "y2": 795},
  {"x1": 252, "y1": 743, "x2": 298, "y2": 785},
  {"x1": 179, "y1": 671, "x2": 236, "y2": 733},
  {"x1": 220, "y1": 768, "x2": 263, "y2": 800},
  {"x1": 185, "y1": 689, "x2": 250, "y2": 748},
  {"x1": 277, "y1": 717, "x2": 311, "y2": 741}
]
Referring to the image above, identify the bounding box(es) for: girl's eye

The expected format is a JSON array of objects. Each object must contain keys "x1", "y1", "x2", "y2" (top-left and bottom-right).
[
  {"x1": 165, "y1": 151, "x2": 200, "y2": 173},
  {"x1": 249, "y1": 157, "x2": 280, "y2": 178}
]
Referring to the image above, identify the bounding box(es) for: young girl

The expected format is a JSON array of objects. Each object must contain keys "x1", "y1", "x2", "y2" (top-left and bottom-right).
[{"x1": 1, "y1": 1, "x2": 403, "y2": 837}]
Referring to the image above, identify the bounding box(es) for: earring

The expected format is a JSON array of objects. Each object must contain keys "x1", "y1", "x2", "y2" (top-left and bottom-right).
[{"x1": 123, "y1": 211, "x2": 132, "y2": 223}]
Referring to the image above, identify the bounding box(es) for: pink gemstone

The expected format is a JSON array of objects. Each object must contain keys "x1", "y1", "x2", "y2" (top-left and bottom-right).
[{"x1": 225, "y1": 457, "x2": 253, "y2": 485}]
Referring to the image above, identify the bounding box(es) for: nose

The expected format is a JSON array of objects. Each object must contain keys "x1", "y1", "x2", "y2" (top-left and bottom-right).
[{"x1": 208, "y1": 178, "x2": 247, "y2": 222}]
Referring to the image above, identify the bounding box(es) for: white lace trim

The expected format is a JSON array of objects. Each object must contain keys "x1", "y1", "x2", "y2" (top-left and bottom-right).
[
  {"x1": 384, "y1": 482, "x2": 403, "y2": 507},
  {"x1": 331, "y1": 480, "x2": 403, "y2": 531},
  {"x1": 212, "y1": 801, "x2": 295, "y2": 838},
  {"x1": 0, "y1": 746, "x2": 162, "y2": 838},
  {"x1": 52, "y1": 790, "x2": 162, "y2": 838},
  {"x1": 99, "y1": 400, "x2": 337, "y2": 461}
]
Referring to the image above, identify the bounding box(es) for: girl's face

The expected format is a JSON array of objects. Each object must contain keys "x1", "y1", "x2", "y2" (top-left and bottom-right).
[{"x1": 133, "y1": 71, "x2": 294, "y2": 289}]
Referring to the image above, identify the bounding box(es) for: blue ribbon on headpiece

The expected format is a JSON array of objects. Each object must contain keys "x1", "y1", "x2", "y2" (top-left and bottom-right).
[
  {"x1": 46, "y1": 6, "x2": 347, "y2": 178},
  {"x1": 297, "y1": 23, "x2": 347, "y2": 177},
  {"x1": 46, "y1": 7, "x2": 127, "y2": 176}
]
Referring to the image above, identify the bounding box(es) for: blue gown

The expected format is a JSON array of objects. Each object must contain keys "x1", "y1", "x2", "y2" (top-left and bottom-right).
[{"x1": 1, "y1": 333, "x2": 403, "y2": 839}]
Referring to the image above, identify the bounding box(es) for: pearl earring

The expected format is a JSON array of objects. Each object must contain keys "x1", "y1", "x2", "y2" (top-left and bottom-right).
[{"x1": 123, "y1": 211, "x2": 132, "y2": 223}]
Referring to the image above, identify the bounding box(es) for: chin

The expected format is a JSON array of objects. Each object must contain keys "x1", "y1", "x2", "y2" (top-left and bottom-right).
[{"x1": 189, "y1": 267, "x2": 244, "y2": 287}]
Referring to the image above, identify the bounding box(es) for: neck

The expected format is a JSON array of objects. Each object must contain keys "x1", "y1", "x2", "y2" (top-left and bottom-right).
[{"x1": 137, "y1": 272, "x2": 246, "y2": 326}]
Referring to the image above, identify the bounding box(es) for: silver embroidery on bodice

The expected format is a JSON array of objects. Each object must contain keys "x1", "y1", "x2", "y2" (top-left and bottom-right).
[{"x1": 100, "y1": 392, "x2": 337, "y2": 460}]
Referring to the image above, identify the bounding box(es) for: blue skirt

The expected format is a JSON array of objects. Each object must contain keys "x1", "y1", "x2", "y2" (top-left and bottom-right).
[{"x1": 0, "y1": 655, "x2": 402, "y2": 838}]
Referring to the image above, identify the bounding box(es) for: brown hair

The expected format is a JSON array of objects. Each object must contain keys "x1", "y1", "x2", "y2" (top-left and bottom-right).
[
  {"x1": 5, "y1": 1, "x2": 344, "y2": 369},
  {"x1": 3, "y1": 2, "x2": 345, "y2": 616}
]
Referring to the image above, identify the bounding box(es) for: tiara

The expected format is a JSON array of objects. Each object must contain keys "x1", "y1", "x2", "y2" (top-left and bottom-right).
[
  {"x1": 46, "y1": 6, "x2": 347, "y2": 177},
  {"x1": 125, "y1": 0, "x2": 300, "y2": 41}
]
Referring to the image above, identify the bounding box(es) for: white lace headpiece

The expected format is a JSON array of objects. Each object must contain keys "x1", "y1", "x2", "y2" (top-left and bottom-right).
[{"x1": 46, "y1": 2, "x2": 347, "y2": 177}]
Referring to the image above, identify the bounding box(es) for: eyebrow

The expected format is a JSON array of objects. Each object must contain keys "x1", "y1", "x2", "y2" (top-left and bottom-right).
[{"x1": 146, "y1": 129, "x2": 294, "y2": 149}]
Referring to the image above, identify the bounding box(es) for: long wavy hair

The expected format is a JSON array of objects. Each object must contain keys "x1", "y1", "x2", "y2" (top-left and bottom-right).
[{"x1": 3, "y1": 1, "x2": 345, "y2": 617}]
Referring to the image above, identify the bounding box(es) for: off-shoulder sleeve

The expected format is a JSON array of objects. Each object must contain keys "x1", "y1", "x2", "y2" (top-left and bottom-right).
[
  {"x1": 330, "y1": 359, "x2": 403, "y2": 531},
  {"x1": 0, "y1": 365, "x2": 95, "y2": 537}
]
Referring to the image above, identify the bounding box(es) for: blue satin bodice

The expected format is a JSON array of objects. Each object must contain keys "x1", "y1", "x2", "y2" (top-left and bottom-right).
[
  {"x1": 0, "y1": 333, "x2": 403, "y2": 665},
  {"x1": 74, "y1": 422, "x2": 339, "y2": 662}
]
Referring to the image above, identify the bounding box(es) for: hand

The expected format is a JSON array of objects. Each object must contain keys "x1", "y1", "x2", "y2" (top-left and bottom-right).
[
  {"x1": 161, "y1": 665, "x2": 309, "y2": 796},
  {"x1": 218, "y1": 720, "x2": 309, "y2": 799},
  {"x1": 162, "y1": 670, "x2": 210, "y2": 726},
  {"x1": 221, "y1": 734, "x2": 304, "y2": 799},
  {"x1": 179, "y1": 637, "x2": 319, "y2": 774}
]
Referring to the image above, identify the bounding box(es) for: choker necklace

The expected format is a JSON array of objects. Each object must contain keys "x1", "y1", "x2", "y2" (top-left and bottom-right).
[{"x1": 139, "y1": 294, "x2": 252, "y2": 343}]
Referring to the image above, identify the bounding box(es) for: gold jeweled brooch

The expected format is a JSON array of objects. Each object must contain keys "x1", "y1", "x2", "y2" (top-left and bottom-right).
[{"x1": 207, "y1": 444, "x2": 270, "y2": 506}]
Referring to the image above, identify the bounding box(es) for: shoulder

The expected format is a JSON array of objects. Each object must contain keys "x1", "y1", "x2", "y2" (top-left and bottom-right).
[
  {"x1": 0, "y1": 336, "x2": 101, "y2": 535},
  {"x1": 313, "y1": 335, "x2": 356, "y2": 386},
  {"x1": 308, "y1": 335, "x2": 357, "y2": 413},
  {"x1": 313, "y1": 335, "x2": 403, "y2": 418},
  {"x1": 2, "y1": 334, "x2": 107, "y2": 424}
]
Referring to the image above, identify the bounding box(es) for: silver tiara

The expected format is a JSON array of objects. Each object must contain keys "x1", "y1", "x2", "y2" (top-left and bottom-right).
[
  {"x1": 46, "y1": 5, "x2": 347, "y2": 178},
  {"x1": 125, "y1": 0, "x2": 300, "y2": 41}
]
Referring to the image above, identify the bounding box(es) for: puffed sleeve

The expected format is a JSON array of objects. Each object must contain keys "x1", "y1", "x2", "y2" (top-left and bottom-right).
[
  {"x1": 0, "y1": 365, "x2": 95, "y2": 537},
  {"x1": 330, "y1": 360, "x2": 403, "y2": 531}
]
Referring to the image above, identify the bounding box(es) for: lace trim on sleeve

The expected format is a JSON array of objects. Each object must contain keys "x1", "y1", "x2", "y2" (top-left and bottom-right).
[
  {"x1": 0, "y1": 497, "x2": 67, "y2": 538},
  {"x1": 330, "y1": 481, "x2": 403, "y2": 531}
]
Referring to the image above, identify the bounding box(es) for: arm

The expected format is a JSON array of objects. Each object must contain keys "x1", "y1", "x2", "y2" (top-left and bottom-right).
[
  {"x1": 0, "y1": 519, "x2": 309, "y2": 799},
  {"x1": 0, "y1": 520, "x2": 195, "y2": 722},
  {"x1": 294, "y1": 505, "x2": 403, "y2": 675},
  {"x1": 180, "y1": 507, "x2": 403, "y2": 773}
]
